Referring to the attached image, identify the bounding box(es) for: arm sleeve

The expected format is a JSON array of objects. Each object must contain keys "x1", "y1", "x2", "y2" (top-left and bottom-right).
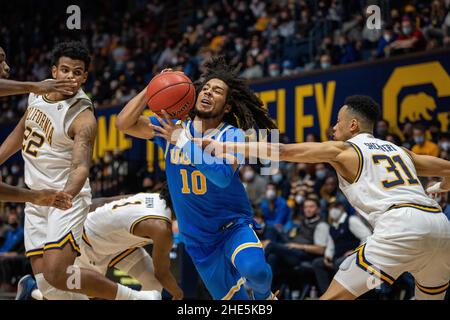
[
  {"x1": 348, "y1": 216, "x2": 372, "y2": 243},
  {"x1": 313, "y1": 222, "x2": 330, "y2": 247},
  {"x1": 179, "y1": 128, "x2": 245, "y2": 188}
]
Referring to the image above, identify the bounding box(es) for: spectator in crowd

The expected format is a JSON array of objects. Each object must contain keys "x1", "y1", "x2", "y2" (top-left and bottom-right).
[
  {"x1": 0, "y1": 207, "x2": 23, "y2": 254},
  {"x1": 337, "y1": 34, "x2": 357, "y2": 64},
  {"x1": 265, "y1": 198, "x2": 329, "y2": 290},
  {"x1": 260, "y1": 183, "x2": 292, "y2": 231},
  {"x1": 319, "y1": 176, "x2": 348, "y2": 217},
  {"x1": 411, "y1": 124, "x2": 440, "y2": 157},
  {"x1": 376, "y1": 24, "x2": 398, "y2": 58},
  {"x1": 386, "y1": 17, "x2": 427, "y2": 56},
  {"x1": 318, "y1": 53, "x2": 333, "y2": 70},
  {"x1": 311, "y1": 199, "x2": 372, "y2": 295},
  {"x1": 375, "y1": 119, "x2": 390, "y2": 140},
  {"x1": 438, "y1": 132, "x2": 450, "y2": 160},
  {"x1": 253, "y1": 207, "x2": 289, "y2": 247},
  {"x1": 241, "y1": 165, "x2": 267, "y2": 206}
]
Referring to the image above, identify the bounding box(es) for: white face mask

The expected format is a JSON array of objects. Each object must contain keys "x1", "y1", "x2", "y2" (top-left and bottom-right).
[
  {"x1": 329, "y1": 208, "x2": 343, "y2": 220},
  {"x1": 439, "y1": 141, "x2": 450, "y2": 151},
  {"x1": 295, "y1": 195, "x2": 304, "y2": 204},
  {"x1": 435, "y1": 196, "x2": 442, "y2": 204},
  {"x1": 243, "y1": 171, "x2": 255, "y2": 181},
  {"x1": 266, "y1": 189, "x2": 276, "y2": 200}
]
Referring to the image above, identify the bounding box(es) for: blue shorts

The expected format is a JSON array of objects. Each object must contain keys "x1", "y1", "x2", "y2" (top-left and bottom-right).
[{"x1": 185, "y1": 223, "x2": 263, "y2": 300}]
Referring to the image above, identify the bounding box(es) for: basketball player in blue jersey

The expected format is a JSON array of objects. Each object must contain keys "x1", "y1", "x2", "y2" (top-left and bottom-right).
[{"x1": 117, "y1": 57, "x2": 278, "y2": 300}]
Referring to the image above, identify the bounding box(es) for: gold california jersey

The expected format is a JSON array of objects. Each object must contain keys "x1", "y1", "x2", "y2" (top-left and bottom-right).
[
  {"x1": 22, "y1": 87, "x2": 93, "y2": 195},
  {"x1": 337, "y1": 133, "x2": 440, "y2": 227},
  {"x1": 83, "y1": 193, "x2": 172, "y2": 256}
]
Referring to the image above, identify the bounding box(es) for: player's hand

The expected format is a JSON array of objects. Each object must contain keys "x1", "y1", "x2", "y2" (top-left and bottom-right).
[
  {"x1": 426, "y1": 181, "x2": 449, "y2": 199},
  {"x1": 149, "y1": 110, "x2": 183, "y2": 145},
  {"x1": 324, "y1": 257, "x2": 333, "y2": 269},
  {"x1": 30, "y1": 79, "x2": 77, "y2": 95},
  {"x1": 33, "y1": 189, "x2": 73, "y2": 210},
  {"x1": 171, "y1": 288, "x2": 184, "y2": 300}
]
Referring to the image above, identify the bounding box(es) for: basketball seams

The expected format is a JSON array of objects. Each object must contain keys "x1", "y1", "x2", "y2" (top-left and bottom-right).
[{"x1": 146, "y1": 81, "x2": 193, "y2": 101}]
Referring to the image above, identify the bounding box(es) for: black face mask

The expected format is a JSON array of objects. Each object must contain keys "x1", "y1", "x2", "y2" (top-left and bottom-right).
[
  {"x1": 298, "y1": 169, "x2": 306, "y2": 178},
  {"x1": 9, "y1": 222, "x2": 19, "y2": 229}
]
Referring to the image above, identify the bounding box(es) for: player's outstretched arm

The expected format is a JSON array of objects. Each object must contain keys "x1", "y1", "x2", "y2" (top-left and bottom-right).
[
  {"x1": 0, "y1": 183, "x2": 72, "y2": 210},
  {"x1": 145, "y1": 221, "x2": 184, "y2": 300},
  {"x1": 0, "y1": 112, "x2": 27, "y2": 165},
  {"x1": 0, "y1": 79, "x2": 77, "y2": 97},
  {"x1": 199, "y1": 139, "x2": 347, "y2": 163},
  {"x1": 403, "y1": 148, "x2": 450, "y2": 192},
  {"x1": 116, "y1": 87, "x2": 155, "y2": 140},
  {"x1": 63, "y1": 109, "x2": 97, "y2": 198}
]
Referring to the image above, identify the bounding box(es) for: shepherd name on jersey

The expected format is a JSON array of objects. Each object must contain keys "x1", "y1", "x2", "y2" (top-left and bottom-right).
[{"x1": 337, "y1": 133, "x2": 439, "y2": 226}]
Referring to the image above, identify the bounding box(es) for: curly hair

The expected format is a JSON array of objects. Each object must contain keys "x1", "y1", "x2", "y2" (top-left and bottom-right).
[
  {"x1": 159, "y1": 181, "x2": 174, "y2": 217},
  {"x1": 190, "y1": 56, "x2": 277, "y2": 130},
  {"x1": 51, "y1": 41, "x2": 91, "y2": 70}
]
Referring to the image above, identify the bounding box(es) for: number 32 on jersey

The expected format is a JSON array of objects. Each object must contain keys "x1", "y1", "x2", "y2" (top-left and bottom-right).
[{"x1": 22, "y1": 126, "x2": 45, "y2": 157}]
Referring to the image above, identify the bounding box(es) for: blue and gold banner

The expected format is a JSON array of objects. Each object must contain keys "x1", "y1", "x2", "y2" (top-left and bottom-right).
[{"x1": 2, "y1": 50, "x2": 449, "y2": 172}]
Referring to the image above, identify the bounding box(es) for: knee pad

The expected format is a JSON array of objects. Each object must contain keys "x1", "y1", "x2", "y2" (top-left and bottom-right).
[{"x1": 35, "y1": 273, "x2": 88, "y2": 300}]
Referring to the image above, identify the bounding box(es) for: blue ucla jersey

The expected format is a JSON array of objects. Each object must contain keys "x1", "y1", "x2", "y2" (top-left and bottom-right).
[{"x1": 149, "y1": 117, "x2": 254, "y2": 246}]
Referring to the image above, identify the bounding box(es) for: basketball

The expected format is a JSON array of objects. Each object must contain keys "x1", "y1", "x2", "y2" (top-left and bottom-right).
[{"x1": 146, "y1": 71, "x2": 196, "y2": 119}]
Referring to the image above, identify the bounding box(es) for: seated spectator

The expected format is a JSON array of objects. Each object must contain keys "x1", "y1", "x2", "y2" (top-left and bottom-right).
[
  {"x1": 319, "y1": 176, "x2": 348, "y2": 217},
  {"x1": 387, "y1": 17, "x2": 427, "y2": 56},
  {"x1": 241, "y1": 165, "x2": 267, "y2": 206},
  {"x1": 318, "y1": 53, "x2": 332, "y2": 70},
  {"x1": 337, "y1": 34, "x2": 357, "y2": 64},
  {"x1": 0, "y1": 208, "x2": 24, "y2": 254},
  {"x1": 241, "y1": 55, "x2": 264, "y2": 79},
  {"x1": 375, "y1": 119, "x2": 390, "y2": 140},
  {"x1": 260, "y1": 183, "x2": 292, "y2": 230},
  {"x1": 265, "y1": 198, "x2": 329, "y2": 290},
  {"x1": 429, "y1": 119, "x2": 442, "y2": 144},
  {"x1": 438, "y1": 132, "x2": 450, "y2": 160},
  {"x1": 411, "y1": 124, "x2": 440, "y2": 157},
  {"x1": 312, "y1": 200, "x2": 372, "y2": 295},
  {"x1": 253, "y1": 208, "x2": 289, "y2": 246},
  {"x1": 376, "y1": 24, "x2": 398, "y2": 58}
]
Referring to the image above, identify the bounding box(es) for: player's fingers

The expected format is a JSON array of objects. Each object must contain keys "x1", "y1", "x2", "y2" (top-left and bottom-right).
[
  {"x1": 55, "y1": 88, "x2": 75, "y2": 95},
  {"x1": 149, "y1": 124, "x2": 167, "y2": 135},
  {"x1": 153, "y1": 113, "x2": 169, "y2": 127},
  {"x1": 161, "y1": 110, "x2": 173, "y2": 125}
]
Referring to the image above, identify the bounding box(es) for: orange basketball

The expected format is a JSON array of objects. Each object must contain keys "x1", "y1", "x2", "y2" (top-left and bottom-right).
[{"x1": 146, "y1": 71, "x2": 196, "y2": 119}]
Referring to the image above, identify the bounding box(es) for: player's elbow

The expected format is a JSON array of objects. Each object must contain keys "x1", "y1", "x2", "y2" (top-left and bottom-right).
[{"x1": 115, "y1": 115, "x2": 127, "y2": 131}]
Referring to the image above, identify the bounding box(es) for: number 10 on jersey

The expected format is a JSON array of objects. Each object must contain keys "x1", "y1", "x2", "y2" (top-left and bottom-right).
[{"x1": 180, "y1": 169, "x2": 207, "y2": 195}]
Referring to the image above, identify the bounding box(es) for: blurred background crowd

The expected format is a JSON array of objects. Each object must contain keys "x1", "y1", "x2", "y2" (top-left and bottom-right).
[
  {"x1": 2, "y1": 0, "x2": 450, "y2": 122},
  {"x1": 1, "y1": 0, "x2": 450, "y2": 299}
]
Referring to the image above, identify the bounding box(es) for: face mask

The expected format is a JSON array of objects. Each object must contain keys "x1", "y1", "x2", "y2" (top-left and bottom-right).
[
  {"x1": 316, "y1": 170, "x2": 327, "y2": 179},
  {"x1": 435, "y1": 196, "x2": 442, "y2": 204},
  {"x1": 321, "y1": 62, "x2": 331, "y2": 69},
  {"x1": 295, "y1": 195, "x2": 304, "y2": 204},
  {"x1": 11, "y1": 166, "x2": 19, "y2": 174},
  {"x1": 414, "y1": 136, "x2": 425, "y2": 145},
  {"x1": 266, "y1": 189, "x2": 276, "y2": 200},
  {"x1": 269, "y1": 69, "x2": 280, "y2": 77},
  {"x1": 383, "y1": 34, "x2": 391, "y2": 42},
  {"x1": 439, "y1": 141, "x2": 450, "y2": 151},
  {"x1": 235, "y1": 44, "x2": 243, "y2": 52},
  {"x1": 272, "y1": 173, "x2": 283, "y2": 184},
  {"x1": 402, "y1": 27, "x2": 412, "y2": 35},
  {"x1": 329, "y1": 208, "x2": 343, "y2": 220},
  {"x1": 243, "y1": 170, "x2": 255, "y2": 181}
]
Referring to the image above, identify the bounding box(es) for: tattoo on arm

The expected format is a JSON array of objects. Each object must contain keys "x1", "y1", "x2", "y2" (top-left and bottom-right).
[{"x1": 63, "y1": 114, "x2": 97, "y2": 197}]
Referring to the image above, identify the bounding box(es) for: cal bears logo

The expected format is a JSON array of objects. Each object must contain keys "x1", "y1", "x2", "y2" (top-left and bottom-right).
[{"x1": 383, "y1": 62, "x2": 450, "y2": 137}]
